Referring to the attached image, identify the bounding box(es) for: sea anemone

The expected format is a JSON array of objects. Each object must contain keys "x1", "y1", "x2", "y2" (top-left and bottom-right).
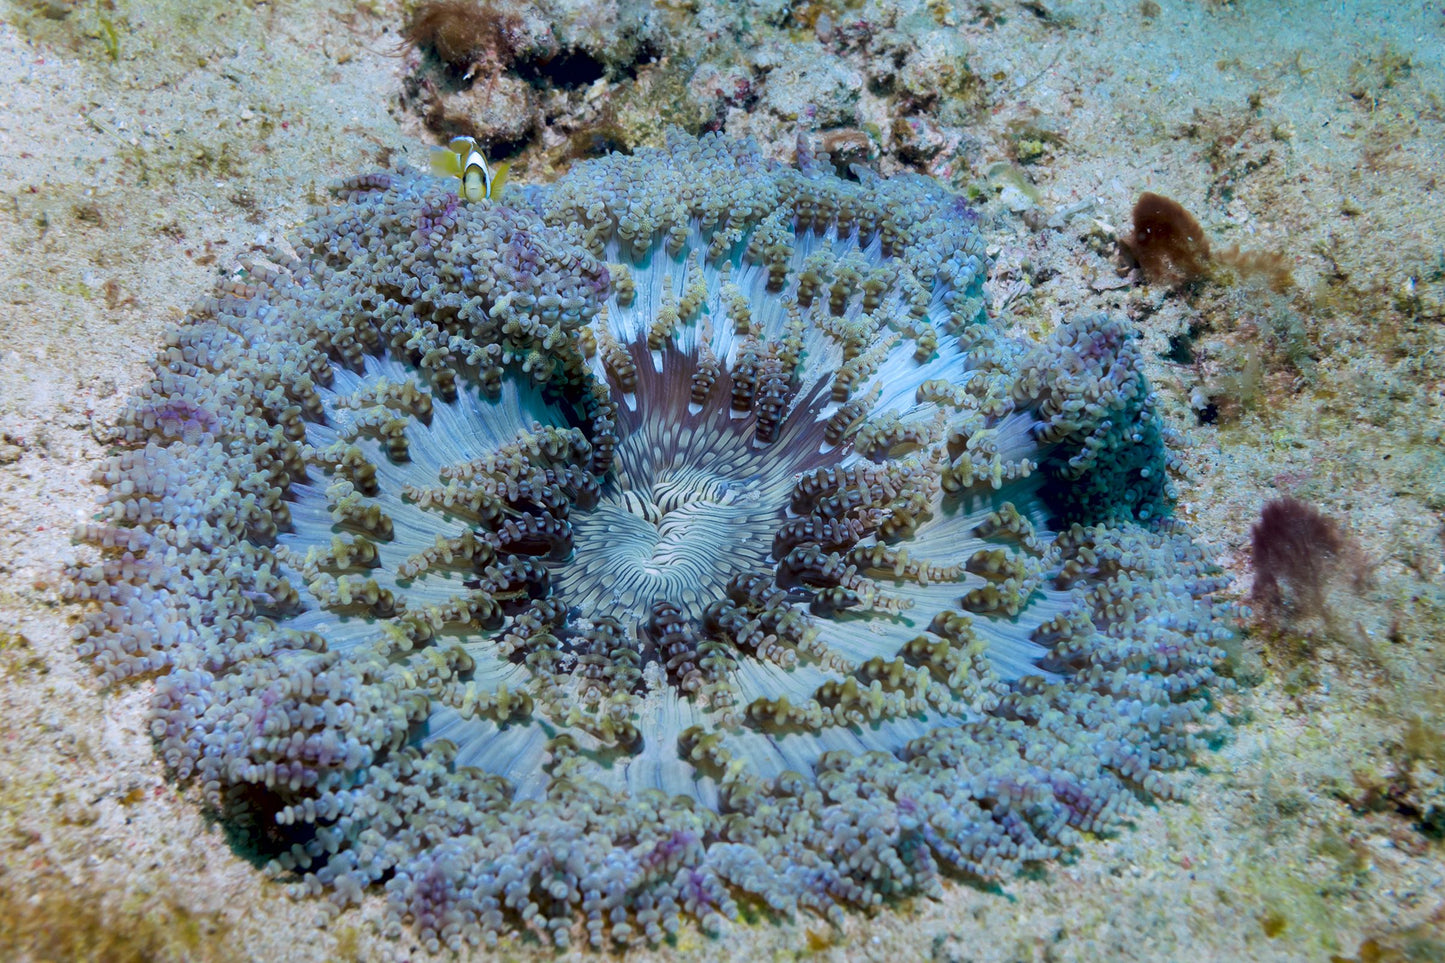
[{"x1": 68, "y1": 131, "x2": 1232, "y2": 951}]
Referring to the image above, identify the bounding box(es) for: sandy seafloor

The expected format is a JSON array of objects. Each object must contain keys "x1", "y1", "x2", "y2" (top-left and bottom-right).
[{"x1": 1, "y1": 0, "x2": 1443, "y2": 960}]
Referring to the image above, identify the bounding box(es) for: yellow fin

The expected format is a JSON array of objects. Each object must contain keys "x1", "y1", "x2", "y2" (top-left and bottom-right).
[
  {"x1": 487, "y1": 161, "x2": 510, "y2": 200},
  {"x1": 430, "y1": 144, "x2": 462, "y2": 179}
]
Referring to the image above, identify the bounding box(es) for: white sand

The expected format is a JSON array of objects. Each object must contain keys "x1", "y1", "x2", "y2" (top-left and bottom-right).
[{"x1": 1, "y1": 1, "x2": 1441, "y2": 959}]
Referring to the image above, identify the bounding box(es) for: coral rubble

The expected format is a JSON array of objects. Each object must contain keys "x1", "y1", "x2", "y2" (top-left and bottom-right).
[{"x1": 68, "y1": 131, "x2": 1232, "y2": 950}]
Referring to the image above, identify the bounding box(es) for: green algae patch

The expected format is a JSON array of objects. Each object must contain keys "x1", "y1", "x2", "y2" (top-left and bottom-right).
[
  {"x1": 1221, "y1": 843, "x2": 1353, "y2": 958},
  {"x1": 0, "y1": 874, "x2": 239, "y2": 963}
]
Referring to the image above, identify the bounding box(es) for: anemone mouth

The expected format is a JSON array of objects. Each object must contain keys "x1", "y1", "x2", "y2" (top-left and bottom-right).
[
  {"x1": 556, "y1": 343, "x2": 815, "y2": 633},
  {"x1": 69, "y1": 132, "x2": 1232, "y2": 951}
]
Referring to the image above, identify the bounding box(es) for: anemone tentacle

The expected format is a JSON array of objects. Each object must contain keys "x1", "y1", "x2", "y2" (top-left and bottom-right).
[{"x1": 68, "y1": 131, "x2": 1233, "y2": 952}]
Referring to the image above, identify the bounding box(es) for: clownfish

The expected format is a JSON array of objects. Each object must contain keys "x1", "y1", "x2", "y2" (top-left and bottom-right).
[{"x1": 429, "y1": 136, "x2": 510, "y2": 202}]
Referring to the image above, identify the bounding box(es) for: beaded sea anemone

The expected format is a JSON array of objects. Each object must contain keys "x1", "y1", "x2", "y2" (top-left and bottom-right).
[{"x1": 69, "y1": 132, "x2": 1231, "y2": 950}]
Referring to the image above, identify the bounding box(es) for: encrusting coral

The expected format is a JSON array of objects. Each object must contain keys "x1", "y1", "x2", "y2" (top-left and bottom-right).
[{"x1": 67, "y1": 131, "x2": 1234, "y2": 951}]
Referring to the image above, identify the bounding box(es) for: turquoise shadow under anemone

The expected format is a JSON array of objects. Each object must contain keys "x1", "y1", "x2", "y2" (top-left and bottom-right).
[{"x1": 68, "y1": 131, "x2": 1234, "y2": 951}]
